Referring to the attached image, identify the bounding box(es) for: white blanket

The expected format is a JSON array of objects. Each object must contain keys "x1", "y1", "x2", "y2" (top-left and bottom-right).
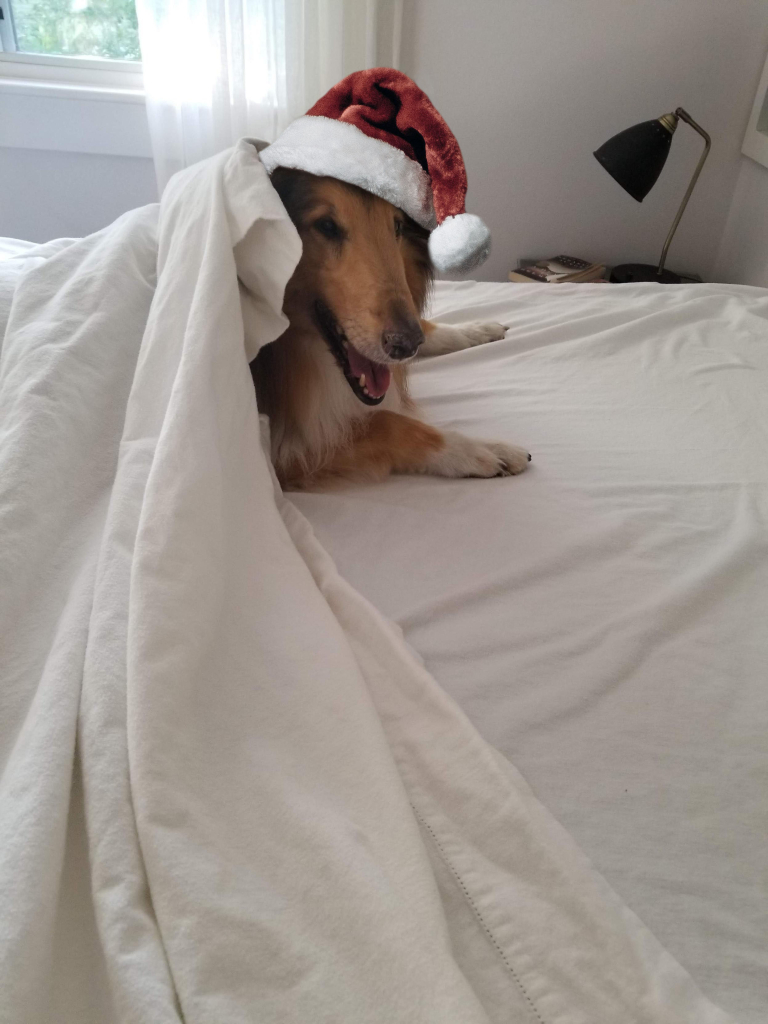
[{"x1": 0, "y1": 142, "x2": 737, "y2": 1024}]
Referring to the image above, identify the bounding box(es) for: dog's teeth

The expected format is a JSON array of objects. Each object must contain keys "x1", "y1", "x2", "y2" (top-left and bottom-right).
[
  {"x1": 363, "y1": 386, "x2": 370, "y2": 395},
  {"x1": 359, "y1": 374, "x2": 366, "y2": 387}
]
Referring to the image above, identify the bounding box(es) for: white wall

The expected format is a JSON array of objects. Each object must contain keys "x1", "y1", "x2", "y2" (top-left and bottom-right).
[
  {"x1": 400, "y1": 0, "x2": 768, "y2": 282},
  {"x1": 713, "y1": 157, "x2": 768, "y2": 288},
  {"x1": 0, "y1": 86, "x2": 157, "y2": 243},
  {"x1": 0, "y1": 148, "x2": 157, "y2": 242}
]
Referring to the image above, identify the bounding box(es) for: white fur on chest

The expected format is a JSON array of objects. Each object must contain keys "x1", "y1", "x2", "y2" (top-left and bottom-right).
[{"x1": 270, "y1": 338, "x2": 403, "y2": 474}]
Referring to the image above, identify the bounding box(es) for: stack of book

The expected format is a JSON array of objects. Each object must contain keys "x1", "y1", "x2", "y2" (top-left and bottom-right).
[{"x1": 509, "y1": 256, "x2": 607, "y2": 284}]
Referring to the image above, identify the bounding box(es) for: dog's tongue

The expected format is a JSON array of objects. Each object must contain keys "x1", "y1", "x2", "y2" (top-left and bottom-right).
[{"x1": 346, "y1": 344, "x2": 391, "y2": 398}]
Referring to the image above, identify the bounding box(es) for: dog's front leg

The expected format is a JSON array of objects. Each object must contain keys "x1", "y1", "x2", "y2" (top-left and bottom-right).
[
  {"x1": 304, "y1": 412, "x2": 529, "y2": 486},
  {"x1": 419, "y1": 319, "x2": 508, "y2": 356}
]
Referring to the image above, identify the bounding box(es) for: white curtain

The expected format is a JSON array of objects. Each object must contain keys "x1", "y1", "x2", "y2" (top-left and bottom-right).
[{"x1": 135, "y1": 0, "x2": 404, "y2": 193}]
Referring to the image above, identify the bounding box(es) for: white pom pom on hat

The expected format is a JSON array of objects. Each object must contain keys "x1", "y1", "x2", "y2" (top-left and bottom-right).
[
  {"x1": 428, "y1": 213, "x2": 491, "y2": 273},
  {"x1": 260, "y1": 68, "x2": 491, "y2": 274}
]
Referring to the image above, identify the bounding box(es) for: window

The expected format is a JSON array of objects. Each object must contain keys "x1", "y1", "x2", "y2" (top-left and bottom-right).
[
  {"x1": 0, "y1": 0, "x2": 142, "y2": 95},
  {"x1": 0, "y1": 0, "x2": 140, "y2": 63}
]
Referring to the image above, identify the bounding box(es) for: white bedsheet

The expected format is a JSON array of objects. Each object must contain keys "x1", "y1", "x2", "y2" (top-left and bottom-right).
[
  {"x1": 292, "y1": 279, "x2": 768, "y2": 1024},
  {"x1": 0, "y1": 150, "x2": 755, "y2": 1024}
]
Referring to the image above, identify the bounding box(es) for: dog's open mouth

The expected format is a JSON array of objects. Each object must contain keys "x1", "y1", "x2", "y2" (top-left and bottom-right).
[{"x1": 314, "y1": 300, "x2": 391, "y2": 406}]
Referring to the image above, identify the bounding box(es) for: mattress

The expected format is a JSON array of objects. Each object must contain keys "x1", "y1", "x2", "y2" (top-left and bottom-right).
[{"x1": 291, "y1": 279, "x2": 768, "y2": 1024}]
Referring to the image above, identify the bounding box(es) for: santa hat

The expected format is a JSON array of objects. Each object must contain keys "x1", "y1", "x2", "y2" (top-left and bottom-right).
[{"x1": 259, "y1": 68, "x2": 491, "y2": 273}]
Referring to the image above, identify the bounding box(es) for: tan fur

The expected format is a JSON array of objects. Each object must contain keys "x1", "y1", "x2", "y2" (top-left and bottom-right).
[
  {"x1": 282, "y1": 411, "x2": 445, "y2": 490},
  {"x1": 252, "y1": 169, "x2": 529, "y2": 489}
]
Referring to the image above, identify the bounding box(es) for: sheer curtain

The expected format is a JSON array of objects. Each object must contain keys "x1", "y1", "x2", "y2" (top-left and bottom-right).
[{"x1": 135, "y1": 0, "x2": 404, "y2": 193}]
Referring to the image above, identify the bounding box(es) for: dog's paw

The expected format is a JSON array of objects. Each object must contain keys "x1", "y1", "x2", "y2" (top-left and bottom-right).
[
  {"x1": 455, "y1": 321, "x2": 508, "y2": 347},
  {"x1": 428, "y1": 432, "x2": 531, "y2": 478},
  {"x1": 420, "y1": 320, "x2": 508, "y2": 356},
  {"x1": 481, "y1": 441, "x2": 531, "y2": 476}
]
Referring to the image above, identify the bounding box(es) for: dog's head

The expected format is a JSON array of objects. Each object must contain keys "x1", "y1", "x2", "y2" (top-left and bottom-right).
[{"x1": 270, "y1": 167, "x2": 433, "y2": 406}]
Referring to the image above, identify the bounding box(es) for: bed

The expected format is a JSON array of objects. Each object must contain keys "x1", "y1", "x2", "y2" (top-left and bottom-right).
[
  {"x1": 292, "y1": 279, "x2": 768, "y2": 1024},
  {"x1": 1, "y1": 148, "x2": 765, "y2": 1024}
]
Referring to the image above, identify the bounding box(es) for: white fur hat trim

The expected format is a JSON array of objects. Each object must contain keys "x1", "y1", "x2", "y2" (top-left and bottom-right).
[
  {"x1": 260, "y1": 116, "x2": 436, "y2": 230},
  {"x1": 428, "y1": 213, "x2": 491, "y2": 273}
]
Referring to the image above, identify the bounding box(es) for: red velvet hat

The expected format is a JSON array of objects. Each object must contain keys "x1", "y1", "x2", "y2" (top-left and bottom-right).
[{"x1": 260, "y1": 68, "x2": 491, "y2": 273}]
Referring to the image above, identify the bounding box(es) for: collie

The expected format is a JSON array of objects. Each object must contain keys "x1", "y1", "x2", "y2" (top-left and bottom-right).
[{"x1": 252, "y1": 168, "x2": 530, "y2": 490}]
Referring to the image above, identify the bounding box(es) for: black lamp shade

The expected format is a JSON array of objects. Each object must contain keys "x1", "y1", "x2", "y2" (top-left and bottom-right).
[{"x1": 593, "y1": 119, "x2": 673, "y2": 202}]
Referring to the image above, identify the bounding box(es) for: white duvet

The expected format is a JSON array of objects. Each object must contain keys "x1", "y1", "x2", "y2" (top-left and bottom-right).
[{"x1": 0, "y1": 141, "x2": 749, "y2": 1024}]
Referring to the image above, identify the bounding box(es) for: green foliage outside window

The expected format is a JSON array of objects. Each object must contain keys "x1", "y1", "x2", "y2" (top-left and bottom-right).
[{"x1": 12, "y1": 0, "x2": 141, "y2": 61}]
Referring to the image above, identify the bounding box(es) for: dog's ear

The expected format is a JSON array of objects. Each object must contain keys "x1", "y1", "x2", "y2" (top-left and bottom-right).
[
  {"x1": 269, "y1": 167, "x2": 319, "y2": 229},
  {"x1": 401, "y1": 213, "x2": 433, "y2": 314}
]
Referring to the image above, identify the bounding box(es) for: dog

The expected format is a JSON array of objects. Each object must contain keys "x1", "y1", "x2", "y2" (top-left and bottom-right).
[{"x1": 251, "y1": 168, "x2": 530, "y2": 490}]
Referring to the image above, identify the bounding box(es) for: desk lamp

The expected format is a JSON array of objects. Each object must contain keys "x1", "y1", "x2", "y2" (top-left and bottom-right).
[{"x1": 594, "y1": 108, "x2": 711, "y2": 283}]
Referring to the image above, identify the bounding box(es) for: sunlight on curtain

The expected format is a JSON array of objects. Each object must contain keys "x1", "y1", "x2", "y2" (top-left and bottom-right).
[{"x1": 135, "y1": 0, "x2": 404, "y2": 192}]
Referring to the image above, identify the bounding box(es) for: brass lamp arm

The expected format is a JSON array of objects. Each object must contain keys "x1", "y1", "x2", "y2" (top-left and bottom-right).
[{"x1": 657, "y1": 108, "x2": 711, "y2": 277}]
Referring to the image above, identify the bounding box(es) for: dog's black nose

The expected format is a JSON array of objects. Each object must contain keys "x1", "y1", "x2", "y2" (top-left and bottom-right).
[{"x1": 382, "y1": 320, "x2": 424, "y2": 361}]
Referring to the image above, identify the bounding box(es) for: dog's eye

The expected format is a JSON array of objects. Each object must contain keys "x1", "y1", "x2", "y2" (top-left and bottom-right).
[
  {"x1": 314, "y1": 217, "x2": 343, "y2": 241},
  {"x1": 394, "y1": 219, "x2": 404, "y2": 239}
]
